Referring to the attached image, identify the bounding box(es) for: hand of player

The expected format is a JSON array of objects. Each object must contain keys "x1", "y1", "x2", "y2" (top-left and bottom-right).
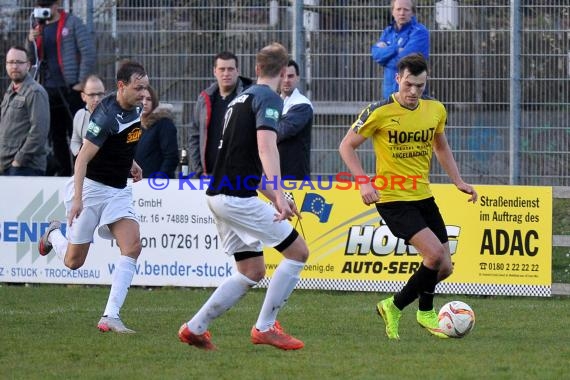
[
  {"x1": 68, "y1": 198, "x2": 83, "y2": 226},
  {"x1": 131, "y1": 161, "x2": 142, "y2": 182},
  {"x1": 287, "y1": 196, "x2": 302, "y2": 220},
  {"x1": 274, "y1": 193, "x2": 295, "y2": 221},
  {"x1": 360, "y1": 182, "x2": 380, "y2": 206},
  {"x1": 456, "y1": 182, "x2": 478, "y2": 203}
]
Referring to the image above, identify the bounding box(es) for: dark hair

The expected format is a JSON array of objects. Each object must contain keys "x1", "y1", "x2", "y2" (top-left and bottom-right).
[
  {"x1": 288, "y1": 59, "x2": 300, "y2": 76},
  {"x1": 36, "y1": 0, "x2": 57, "y2": 6},
  {"x1": 8, "y1": 45, "x2": 30, "y2": 61},
  {"x1": 397, "y1": 53, "x2": 428, "y2": 76},
  {"x1": 214, "y1": 51, "x2": 239, "y2": 68},
  {"x1": 145, "y1": 85, "x2": 159, "y2": 113},
  {"x1": 116, "y1": 60, "x2": 147, "y2": 84},
  {"x1": 256, "y1": 43, "x2": 288, "y2": 78}
]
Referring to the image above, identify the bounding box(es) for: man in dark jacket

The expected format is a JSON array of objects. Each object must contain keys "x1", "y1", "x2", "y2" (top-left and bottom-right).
[
  {"x1": 188, "y1": 51, "x2": 253, "y2": 178},
  {"x1": 277, "y1": 59, "x2": 313, "y2": 180},
  {"x1": 28, "y1": 0, "x2": 96, "y2": 176}
]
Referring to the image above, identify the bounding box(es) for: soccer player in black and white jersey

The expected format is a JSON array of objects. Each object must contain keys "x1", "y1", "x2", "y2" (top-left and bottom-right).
[
  {"x1": 39, "y1": 61, "x2": 149, "y2": 334},
  {"x1": 179, "y1": 43, "x2": 309, "y2": 351}
]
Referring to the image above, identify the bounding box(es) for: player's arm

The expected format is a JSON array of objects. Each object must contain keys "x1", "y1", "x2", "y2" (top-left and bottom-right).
[
  {"x1": 339, "y1": 129, "x2": 379, "y2": 205},
  {"x1": 257, "y1": 129, "x2": 295, "y2": 221},
  {"x1": 433, "y1": 132, "x2": 477, "y2": 203},
  {"x1": 257, "y1": 187, "x2": 276, "y2": 203},
  {"x1": 70, "y1": 140, "x2": 100, "y2": 225}
]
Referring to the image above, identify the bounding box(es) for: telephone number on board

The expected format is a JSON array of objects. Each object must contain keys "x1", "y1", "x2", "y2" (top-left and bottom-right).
[
  {"x1": 138, "y1": 233, "x2": 220, "y2": 250},
  {"x1": 479, "y1": 262, "x2": 539, "y2": 272}
]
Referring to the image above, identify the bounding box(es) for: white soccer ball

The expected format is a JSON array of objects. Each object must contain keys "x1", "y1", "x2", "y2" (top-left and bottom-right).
[{"x1": 438, "y1": 301, "x2": 475, "y2": 338}]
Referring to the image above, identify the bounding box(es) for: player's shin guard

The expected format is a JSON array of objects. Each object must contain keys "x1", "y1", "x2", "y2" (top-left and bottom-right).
[
  {"x1": 394, "y1": 263, "x2": 438, "y2": 310},
  {"x1": 103, "y1": 255, "x2": 136, "y2": 318},
  {"x1": 187, "y1": 272, "x2": 257, "y2": 334},
  {"x1": 418, "y1": 265, "x2": 438, "y2": 311},
  {"x1": 255, "y1": 258, "x2": 304, "y2": 331}
]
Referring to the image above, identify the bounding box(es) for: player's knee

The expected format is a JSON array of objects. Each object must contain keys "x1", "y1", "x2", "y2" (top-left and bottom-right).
[
  {"x1": 283, "y1": 238, "x2": 309, "y2": 263},
  {"x1": 424, "y1": 248, "x2": 446, "y2": 269},
  {"x1": 242, "y1": 267, "x2": 265, "y2": 282},
  {"x1": 124, "y1": 240, "x2": 142, "y2": 258},
  {"x1": 133, "y1": 240, "x2": 142, "y2": 256},
  {"x1": 440, "y1": 263, "x2": 453, "y2": 280},
  {"x1": 295, "y1": 245, "x2": 310, "y2": 263},
  {"x1": 64, "y1": 256, "x2": 85, "y2": 270}
]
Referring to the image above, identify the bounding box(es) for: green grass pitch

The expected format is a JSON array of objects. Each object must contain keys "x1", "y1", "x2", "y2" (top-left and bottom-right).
[{"x1": 1, "y1": 285, "x2": 569, "y2": 379}]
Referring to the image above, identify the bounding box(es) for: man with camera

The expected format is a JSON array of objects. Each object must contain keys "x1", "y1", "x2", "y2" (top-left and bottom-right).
[{"x1": 28, "y1": 0, "x2": 96, "y2": 176}]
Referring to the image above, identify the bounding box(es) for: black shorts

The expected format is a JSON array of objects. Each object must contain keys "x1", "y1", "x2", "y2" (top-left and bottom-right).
[{"x1": 375, "y1": 197, "x2": 448, "y2": 245}]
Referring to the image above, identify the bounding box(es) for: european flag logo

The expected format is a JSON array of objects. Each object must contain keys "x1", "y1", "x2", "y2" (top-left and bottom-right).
[{"x1": 300, "y1": 193, "x2": 333, "y2": 223}]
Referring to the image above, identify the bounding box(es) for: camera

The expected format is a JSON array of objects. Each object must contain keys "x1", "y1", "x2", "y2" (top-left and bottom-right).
[{"x1": 33, "y1": 8, "x2": 51, "y2": 20}]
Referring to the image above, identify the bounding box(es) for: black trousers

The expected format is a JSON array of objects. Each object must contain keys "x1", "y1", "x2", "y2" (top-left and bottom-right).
[{"x1": 45, "y1": 86, "x2": 84, "y2": 176}]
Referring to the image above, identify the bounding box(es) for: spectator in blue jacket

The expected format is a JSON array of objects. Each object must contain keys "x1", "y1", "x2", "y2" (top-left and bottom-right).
[
  {"x1": 135, "y1": 85, "x2": 179, "y2": 179},
  {"x1": 371, "y1": 0, "x2": 429, "y2": 99}
]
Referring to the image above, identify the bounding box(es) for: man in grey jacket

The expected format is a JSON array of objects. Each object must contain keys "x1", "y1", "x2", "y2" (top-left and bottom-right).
[
  {"x1": 28, "y1": 0, "x2": 96, "y2": 176},
  {"x1": 0, "y1": 46, "x2": 50, "y2": 176},
  {"x1": 188, "y1": 51, "x2": 253, "y2": 178}
]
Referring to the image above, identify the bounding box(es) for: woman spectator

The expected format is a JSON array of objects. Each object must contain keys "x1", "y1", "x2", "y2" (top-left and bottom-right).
[{"x1": 135, "y1": 86, "x2": 179, "y2": 178}]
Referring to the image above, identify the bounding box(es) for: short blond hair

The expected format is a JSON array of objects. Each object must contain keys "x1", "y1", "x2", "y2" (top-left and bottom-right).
[
  {"x1": 391, "y1": 0, "x2": 416, "y2": 13},
  {"x1": 256, "y1": 42, "x2": 288, "y2": 78}
]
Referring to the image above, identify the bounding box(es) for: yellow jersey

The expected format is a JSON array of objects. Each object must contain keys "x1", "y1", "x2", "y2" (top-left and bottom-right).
[{"x1": 351, "y1": 95, "x2": 447, "y2": 203}]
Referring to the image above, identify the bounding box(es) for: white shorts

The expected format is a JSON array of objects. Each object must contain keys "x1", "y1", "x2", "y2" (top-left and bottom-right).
[
  {"x1": 206, "y1": 194, "x2": 293, "y2": 255},
  {"x1": 64, "y1": 177, "x2": 138, "y2": 244}
]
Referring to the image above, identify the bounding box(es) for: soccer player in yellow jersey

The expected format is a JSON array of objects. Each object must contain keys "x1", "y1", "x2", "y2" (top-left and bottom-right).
[{"x1": 339, "y1": 53, "x2": 477, "y2": 340}]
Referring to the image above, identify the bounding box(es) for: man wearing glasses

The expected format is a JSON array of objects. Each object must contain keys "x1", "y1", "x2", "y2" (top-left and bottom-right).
[
  {"x1": 0, "y1": 45, "x2": 50, "y2": 176},
  {"x1": 70, "y1": 75, "x2": 105, "y2": 157}
]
